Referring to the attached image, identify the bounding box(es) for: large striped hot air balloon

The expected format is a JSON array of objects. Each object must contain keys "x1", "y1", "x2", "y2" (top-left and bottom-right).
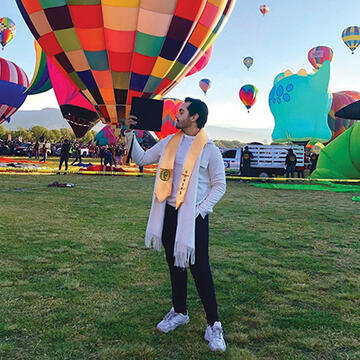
[
  {"x1": 26, "y1": 41, "x2": 52, "y2": 95},
  {"x1": 0, "y1": 18, "x2": 16, "y2": 50},
  {"x1": 342, "y1": 26, "x2": 360, "y2": 54},
  {"x1": 16, "y1": 0, "x2": 236, "y2": 127},
  {"x1": 47, "y1": 59, "x2": 100, "y2": 138},
  {"x1": 239, "y1": 84, "x2": 258, "y2": 112},
  {"x1": 0, "y1": 57, "x2": 29, "y2": 124},
  {"x1": 307, "y1": 46, "x2": 333, "y2": 70}
]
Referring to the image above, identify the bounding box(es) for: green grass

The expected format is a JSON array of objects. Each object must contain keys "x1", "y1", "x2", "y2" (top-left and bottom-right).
[{"x1": 0, "y1": 174, "x2": 359, "y2": 360}]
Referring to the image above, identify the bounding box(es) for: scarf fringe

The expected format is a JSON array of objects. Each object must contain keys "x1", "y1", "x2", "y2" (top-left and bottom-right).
[
  {"x1": 173, "y1": 246, "x2": 195, "y2": 269},
  {"x1": 145, "y1": 232, "x2": 162, "y2": 252}
]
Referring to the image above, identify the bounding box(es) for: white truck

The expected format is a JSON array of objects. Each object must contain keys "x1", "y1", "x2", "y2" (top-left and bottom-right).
[{"x1": 221, "y1": 144, "x2": 305, "y2": 177}]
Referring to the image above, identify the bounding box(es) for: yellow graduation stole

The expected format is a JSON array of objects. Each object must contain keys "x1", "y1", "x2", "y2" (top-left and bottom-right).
[{"x1": 155, "y1": 129, "x2": 208, "y2": 209}]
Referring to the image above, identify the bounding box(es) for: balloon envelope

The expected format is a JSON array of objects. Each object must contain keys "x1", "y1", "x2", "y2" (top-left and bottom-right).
[
  {"x1": 327, "y1": 91, "x2": 360, "y2": 143},
  {"x1": 342, "y1": 26, "x2": 360, "y2": 54},
  {"x1": 260, "y1": 5, "x2": 269, "y2": 16},
  {"x1": 308, "y1": 46, "x2": 333, "y2": 70},
  {"x1": 47, "y1": 59, "x2": 99, "y2": 138},
  {"x1": 199, "y1": 79, "x2": 211, "y2": 95},
  {"x1": 243, "y1": 57, "x2": 254, "y2": 70},
  {"x1": 0, "y1": 57, "x2": 29, "y2": 124},
  {"x1": 239, "y1": 84, "x2": 258, "y2": 111},
  {"x1": 95, "y1": 125, "x2": 156, "y2": 148},
  {"x1": 26, "y1": 41, "x2": 52, "y2": 95},
  {"x1": 155, "y1": 98, "x2": 182, "y2": 140},
  {"x1": 0, "y1": 17, "x2": 16, "y2": 49},
  {"x1": 186, "y1": 45, "x2": 213, "y2": 77},
  {"x1": 17, "y1": 0, "x2": 235, "y2": 125}
]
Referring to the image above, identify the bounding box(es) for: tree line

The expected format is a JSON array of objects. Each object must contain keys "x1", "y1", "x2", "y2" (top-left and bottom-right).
[{"x1": 0, "y1": 125, "x2": 96, "y2": 143}]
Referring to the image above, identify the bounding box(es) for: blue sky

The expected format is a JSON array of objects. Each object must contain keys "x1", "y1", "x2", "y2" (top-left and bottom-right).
[{"x1": 2, "y1": 0, "x2": 360, "y2": 141}]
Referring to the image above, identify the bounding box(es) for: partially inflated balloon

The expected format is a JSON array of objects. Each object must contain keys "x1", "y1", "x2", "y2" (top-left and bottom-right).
[
  {"x1": 259, "y1": 5, "x2": 269, "y2": 16},
  {"x1": 186, "y1": 45, "x2": 213, "y2": 77},
  {"x1": 239, "y1": 84, "x2": 258, "y2": 112},
  {"x1": 327, "y1": 91, "x2": 360, "y2": 143},
  {"x1": 26, "y1": 41, "x2": 52, "y2": 95},
  {"x1": 308, "y1": 46, "x2": 333, "y2": 70},
  {"x1": 95, "y1": 125, "x2": 156, "y2": 148},
  {"x1": 47, "y1": 59, "x2": 99, "y2": 138},
  {"x1": 0, "y1": 57, "x2": 29, "y2": 124},
  {"x1": 243, "y1": 57, "x2": 253, "y2": 70},
  {"x1": 342, "y1": 26, "x2": 360, "y2": 54},
  {"x1": 0, "y1": 18, "x2": 16, "y2": 50},
  {"x1": 199, "y1": 79, "x2": 211, "y2": 95},
  {"x1": 155, "y1": 98, "x2": 182, "y2": 140},
  {"x1": 17, "y1": 0, "x2": 235, "y2": 126}
]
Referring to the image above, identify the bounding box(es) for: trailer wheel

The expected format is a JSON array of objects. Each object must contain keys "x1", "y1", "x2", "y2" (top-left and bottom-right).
[{"x1": 259, "y1": 171, "x2": 270, "y2": 178}]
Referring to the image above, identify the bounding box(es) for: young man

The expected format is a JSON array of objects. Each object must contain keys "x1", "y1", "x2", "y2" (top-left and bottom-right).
[{"x1": 124, "y1": 97, "x2": 227, "y2": 352}]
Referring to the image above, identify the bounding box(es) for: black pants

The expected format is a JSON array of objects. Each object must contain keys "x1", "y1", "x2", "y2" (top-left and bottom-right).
[
  {"x1": 59, "y1": 156, "x2": 69, "y2": 171},
  {"x1": 242, "y1": 165, "x2": 251, "y2": 177},
  {"x1": 162, "y1": 204, "x2": 219, "y2": 326}
]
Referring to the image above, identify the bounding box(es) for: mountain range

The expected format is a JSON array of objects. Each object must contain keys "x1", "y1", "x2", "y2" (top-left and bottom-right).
[{"x1": 4, "y1": 108, "x2": 273, "y2": 142}]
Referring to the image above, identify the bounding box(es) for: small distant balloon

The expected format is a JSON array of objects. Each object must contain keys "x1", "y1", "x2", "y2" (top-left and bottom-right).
[
  {"x1": 308, "y1": 46, "x2": 334, "y2": 70},
  {"x1": 0, "y1": 17, "x2": 16, "y2": 50},
  {"x1": 199, "y1": 79, "x2": 211, "y2": 95},
  {"x1": 243, "y1": 57, "x2": 254, "y2": 70},
  {"x1": 239, "y1": 84, "x2": 258, "y2": 113},
  {"x1": 259, "y1": 5, "x2": 269, "y2": 16},
  {"x1": 342, "y1": 26, "x2": 360, "y2": 54}
]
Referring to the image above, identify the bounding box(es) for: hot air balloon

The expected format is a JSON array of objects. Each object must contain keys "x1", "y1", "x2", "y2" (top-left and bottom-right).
[
  {"x1": 26, "y1": 41, "x2": 52, "y2": 95},
  {"x1": 327, "y1": 91, "x2": 360, "y2": 143},
  {"x1": 307, "y1": 46, "x2": 333, "y2": 70},
  {"x1": 0, "y1": 18, "x2": 16, "y2": 50},
  {"x1": 186, "y1": 45, "x2": 213, "y2": 77},
  {"x1": 199, "y1": 79, "x2": 211, "y2": 95},
  {"x1": 243, "y1": 57, "x2": 254, "y2": 70},
  {"x1": 0, "y1": 57, "x2": 29, "y2": 124},
  {"x1": 16, "y1": 0, "x2": 235, "y2": 127},
  {"x1": 47, "y1": 60, "x2": 100, "y2": 138},
  {"x1": 239, "y1": 84, "x2": 258, "y2": 113},
  {"x1": 95, "y1": 125, "x2": 156, "y2": 148},
  {"x1": 155, "y1": 98, "x2": 183, "y2": 140},
  {"x1": 260, "y1": 5, "x2": 269, "y2": 16},
  {"x1": 342, "y1": 26, "x2": 360, "y2": 54}
]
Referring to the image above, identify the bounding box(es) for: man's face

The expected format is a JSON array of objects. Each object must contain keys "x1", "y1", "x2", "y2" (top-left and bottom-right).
[{"x1": 175, "y1": 102, "x2": 193, "y2": 130}]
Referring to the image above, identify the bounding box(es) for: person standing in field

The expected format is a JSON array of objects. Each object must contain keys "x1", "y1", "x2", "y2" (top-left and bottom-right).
[
  {"x1": 285, "y1": 148, "x2": 297, "y2": 178},
  {"x1": 124, "y1": 97, "x2": 227, "y2": 352},
  {"x1": 241, "y1": 146, "x2": 254, "y2": 177},
  {"x1": 58, "y1": 139, "x2": 70, "y2": 174}
]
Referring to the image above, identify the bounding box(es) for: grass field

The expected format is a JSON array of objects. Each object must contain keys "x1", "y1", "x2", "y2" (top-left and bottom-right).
[{"x1": 0, "y1": 174, "x2": 359, "y2": 360}]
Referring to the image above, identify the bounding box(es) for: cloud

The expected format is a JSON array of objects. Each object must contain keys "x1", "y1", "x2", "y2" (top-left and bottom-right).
[
  {"x1": 207, "y1": 100, "x2": 275, "y2": 129},
  {"x1": 21, "y1": 90, "x2": 59, "y2": 111}
]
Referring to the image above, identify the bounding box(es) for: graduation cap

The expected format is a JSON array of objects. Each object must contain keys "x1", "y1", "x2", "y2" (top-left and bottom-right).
[{"x1": 130, "y1": 97, "x2": 164, "y2": 132}]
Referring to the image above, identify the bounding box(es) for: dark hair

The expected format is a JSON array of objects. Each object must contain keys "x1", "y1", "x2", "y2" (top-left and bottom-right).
[{"x1": 184, "y1": 97, "x2": 208, "y2": 129}]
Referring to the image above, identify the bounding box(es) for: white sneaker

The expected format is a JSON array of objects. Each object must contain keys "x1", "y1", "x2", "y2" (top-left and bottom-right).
[
  {"x1": 156, "y1": 307, "x2": 189, "y2": 333},
  {"x1": 204, "y1": 321, "x2": 226, "y2": 352}
]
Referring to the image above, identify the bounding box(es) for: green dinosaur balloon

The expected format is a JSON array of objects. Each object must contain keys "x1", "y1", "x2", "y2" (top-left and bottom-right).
[
  {"x1": 311, "y1": 122, "x2": 360, "y2": 179},
  {"x1": 269, "y1": 60, "x2": 332, "y2": 143}
]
